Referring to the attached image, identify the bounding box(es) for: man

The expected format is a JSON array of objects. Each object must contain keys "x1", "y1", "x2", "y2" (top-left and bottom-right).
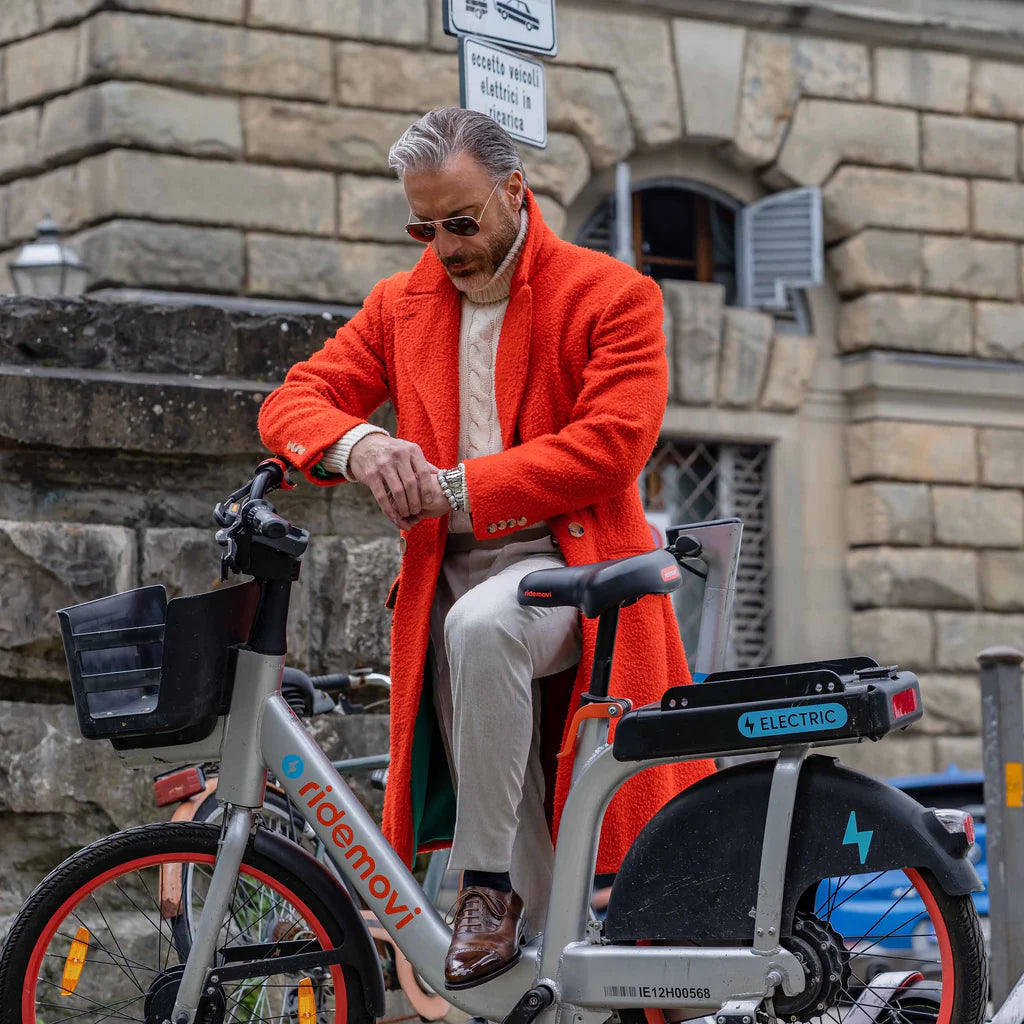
[{"x1": 258, "y1": 108, "x2": 713, "y2": 989}]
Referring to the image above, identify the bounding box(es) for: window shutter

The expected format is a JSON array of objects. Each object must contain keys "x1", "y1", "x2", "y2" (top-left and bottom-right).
[
  {"x1": 576, "y1": 162, "x2": 634, "y2": 265},
  {"x1": 612, "y1": 161, "x2": 634, "y2": 266},
  {"x1": 737, "y1": 186, "x2": 823, "y2": 309},
  {"x1": 576, "y1": 197, "x2": 613, "y2": 254}
]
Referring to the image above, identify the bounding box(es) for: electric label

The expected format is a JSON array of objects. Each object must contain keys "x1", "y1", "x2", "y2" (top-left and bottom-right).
[{"x1": 738, "y1": 703, "x2": 848, "y2": 738}]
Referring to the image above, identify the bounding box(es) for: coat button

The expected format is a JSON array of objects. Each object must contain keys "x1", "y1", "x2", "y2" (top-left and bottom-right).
[
  {"x1": 487, "y1": 523, "x2": 497, "y2": 534},
  {"x1": 498, "y1": 519, "x2": 507, "y2": 529},
  {"x1": 399, "y1": 537, "x2": 407, "y2": 554},
  {"x1": 517, "y1": 516, "x2": 527, "y2": 526},
  {"x1": 568, "y1": 521, "x2": 585, "y2": 538}
]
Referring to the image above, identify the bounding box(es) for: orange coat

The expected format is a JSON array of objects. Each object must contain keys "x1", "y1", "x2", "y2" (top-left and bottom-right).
[{"x1": 258, "y1": 191, "x2": 714, "y2": 872}]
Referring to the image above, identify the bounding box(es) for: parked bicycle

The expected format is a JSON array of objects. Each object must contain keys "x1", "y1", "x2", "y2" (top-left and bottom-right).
[
  {"x1": 0, "y1": 460, "x2": 988, "y2": 1024},
  {"x1": 152, "y1": 666, "x2": 452, "y2": 1022}
]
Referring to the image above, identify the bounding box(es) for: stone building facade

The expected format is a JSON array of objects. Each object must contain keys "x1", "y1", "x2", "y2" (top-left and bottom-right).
[{"x1": 2, "y1": 0, "x2": 1024, "y2": 896}]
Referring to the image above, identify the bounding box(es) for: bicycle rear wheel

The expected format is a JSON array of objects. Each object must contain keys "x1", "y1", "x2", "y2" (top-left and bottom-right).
[
  {"x1": 622, "y1": 866, "x2": 986, "y2": 1024},
  {"x1": 0, "y1": 822, "x2": 372, "y2": 1024},
  {"x1": 795, "y1": 864, "x2": 988, "y2": 1024}
]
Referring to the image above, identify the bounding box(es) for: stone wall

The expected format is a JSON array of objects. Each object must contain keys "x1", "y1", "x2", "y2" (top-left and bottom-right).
[
  {"x1": 0, "y1": 0, "x2": 591, "y2": 297},
  {"x1": 0, "y1": 295, "x2": 401, "y2": 916}
]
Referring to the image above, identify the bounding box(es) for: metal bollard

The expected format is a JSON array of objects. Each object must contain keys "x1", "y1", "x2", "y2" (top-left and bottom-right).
[{"x1": 979, "y1": 645, "x2": 1024, "y2": 1009}]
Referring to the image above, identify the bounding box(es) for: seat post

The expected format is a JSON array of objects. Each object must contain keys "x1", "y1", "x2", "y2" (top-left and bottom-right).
[{"x1": 584, "y1": 606, "x2": 620, "y2": 702}]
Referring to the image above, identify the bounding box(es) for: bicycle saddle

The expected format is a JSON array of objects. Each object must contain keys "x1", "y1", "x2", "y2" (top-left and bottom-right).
[{"x1": 518, "y1": 548, "x2": 681, "y2": 619}]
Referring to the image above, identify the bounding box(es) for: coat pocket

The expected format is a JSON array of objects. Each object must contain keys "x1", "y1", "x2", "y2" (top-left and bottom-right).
[{"x1": 384, "y1": 574, "x2": 400, "y2": 611}]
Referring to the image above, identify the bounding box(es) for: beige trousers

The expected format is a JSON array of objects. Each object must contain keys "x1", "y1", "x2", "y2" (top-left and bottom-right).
[{"x1": 428, "y1": 531, "x2": 582, "y2": 933}]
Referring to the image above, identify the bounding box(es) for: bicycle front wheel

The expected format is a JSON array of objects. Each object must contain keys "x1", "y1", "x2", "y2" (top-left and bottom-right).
[{"x1": 0, "y1": 822, "x2": 371, "y2": 1024}]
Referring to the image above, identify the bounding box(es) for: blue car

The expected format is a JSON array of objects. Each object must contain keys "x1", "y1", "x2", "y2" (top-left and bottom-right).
[{"x1": 818, "y1": 766, "x2": 988, "y2": 982}]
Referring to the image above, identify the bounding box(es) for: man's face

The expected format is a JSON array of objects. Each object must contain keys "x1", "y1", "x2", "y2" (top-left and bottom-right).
[{"x1": 403, "y1": 151, "x2": 523, "y2": 292}]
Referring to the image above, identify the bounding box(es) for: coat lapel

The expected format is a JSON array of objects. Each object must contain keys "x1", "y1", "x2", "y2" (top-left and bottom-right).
[{"x1": 394, "y1": 278, "x2": 461, "y2": 467}]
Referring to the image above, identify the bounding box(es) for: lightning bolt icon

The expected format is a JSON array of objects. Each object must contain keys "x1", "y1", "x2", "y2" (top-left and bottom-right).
[
  {"x1": 843, "y1": 811, "x2": 873, "y2": 865},
  {"x1": 743, "y1": 715, "x2": 754, "y2": 734}
]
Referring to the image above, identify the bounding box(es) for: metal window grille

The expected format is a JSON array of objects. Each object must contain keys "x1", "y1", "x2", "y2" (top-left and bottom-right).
[{"x1": 641, "y1": 440, "x2": 772, "y2": 670}]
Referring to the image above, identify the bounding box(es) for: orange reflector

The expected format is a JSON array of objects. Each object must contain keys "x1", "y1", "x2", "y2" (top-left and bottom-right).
[
  {"x1": 297, "y1": 977, "x2": 317, "y2": 1021},
  {"x1": 61, "y1": 926, "x2": 90, "y2": 996}
]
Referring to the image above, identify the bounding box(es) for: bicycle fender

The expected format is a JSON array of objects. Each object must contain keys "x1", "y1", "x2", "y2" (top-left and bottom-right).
[
  {"x1": 252, "y1": 825, "x2": 387, "y2": 1017},
  {"x1": 604, "y1": 754, "x2": 981, "y2": 943}
]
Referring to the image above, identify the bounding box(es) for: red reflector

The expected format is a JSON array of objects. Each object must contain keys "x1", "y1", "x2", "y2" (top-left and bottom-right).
[
  {"x1": 153, "y1": 767, "x2": 205, "y2": 807},
  {"x1": 892, "y1": 687, "x2": 918, "y2": 718},
  {"x1": 964, "y1": 813, "x2": 976, "y2": 845}
]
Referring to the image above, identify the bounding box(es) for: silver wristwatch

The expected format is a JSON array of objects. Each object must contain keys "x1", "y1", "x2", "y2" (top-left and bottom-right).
[{"x1": 437, "y1": 464, "x2": 467, "y2": 512}]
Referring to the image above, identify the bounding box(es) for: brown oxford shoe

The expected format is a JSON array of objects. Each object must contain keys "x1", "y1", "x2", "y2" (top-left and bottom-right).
[{"x1": 444, "y1": 885, "x2": 526, "y2": 990}]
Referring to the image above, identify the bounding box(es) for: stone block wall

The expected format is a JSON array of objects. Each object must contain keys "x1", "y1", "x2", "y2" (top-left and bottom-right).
[
  {"x1": 0, "y1": 294, "x2": 404, "y2": 918},
  {"x1": 0, "y1": 0, "x2": 609, "y2": 297},
  {"x1": 660, "y1": 281, "x2": 817, "y2": 412},
  {"x1": 0, "y1": 297, "x2": 400, "y2": 696}
]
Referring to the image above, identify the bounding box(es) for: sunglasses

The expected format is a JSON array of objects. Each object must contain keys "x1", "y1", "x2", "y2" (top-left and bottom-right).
[{"x1": 404, "y1": 180, "x2": 501, "y2": 243}]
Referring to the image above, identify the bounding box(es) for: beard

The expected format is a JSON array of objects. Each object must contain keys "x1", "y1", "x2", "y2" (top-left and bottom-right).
[{"x1": 443, "y1": 204, "x2": 521, "y2": 293}]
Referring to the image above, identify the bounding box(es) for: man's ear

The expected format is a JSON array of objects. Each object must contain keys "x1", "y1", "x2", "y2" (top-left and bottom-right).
[{"x1": 507, "y1": 170, "x2": 525, "y2": 210}]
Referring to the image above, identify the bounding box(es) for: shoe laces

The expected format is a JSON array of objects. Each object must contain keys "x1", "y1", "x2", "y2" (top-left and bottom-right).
[{"x1": 445, "y1": 887, "x2": 507, "y2": 929}]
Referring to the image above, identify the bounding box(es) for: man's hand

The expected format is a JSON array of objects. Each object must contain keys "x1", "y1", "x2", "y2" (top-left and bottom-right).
[{"x1": 348, "y1": 434, "x2": 448, "y2": 530}]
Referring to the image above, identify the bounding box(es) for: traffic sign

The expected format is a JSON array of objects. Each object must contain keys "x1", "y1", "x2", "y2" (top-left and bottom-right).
[
  {"x1": 459, "y1": 36, "x2": 547, "y2": 149},
  {"x1": 444, "y1": 0, "x2": 557, "y2": 58}
]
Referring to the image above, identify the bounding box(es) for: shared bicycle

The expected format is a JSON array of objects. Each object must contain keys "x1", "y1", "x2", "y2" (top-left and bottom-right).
[{"x1": 0, "y1": 461, "x2": 988, "y2": 1024}]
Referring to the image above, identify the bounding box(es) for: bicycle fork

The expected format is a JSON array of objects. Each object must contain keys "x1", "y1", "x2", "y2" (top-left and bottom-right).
[
  {"x1": 171, "y1": 805, "x2": 256, "y2": 1023},
  {"x1": 171, "y1": 646, "x2": 283, "y2": 1023}
]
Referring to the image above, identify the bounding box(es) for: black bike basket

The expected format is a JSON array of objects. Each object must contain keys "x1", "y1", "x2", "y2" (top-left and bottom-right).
[{"x1": 58, "y1": 581, "x2": 261, "y2": 748}]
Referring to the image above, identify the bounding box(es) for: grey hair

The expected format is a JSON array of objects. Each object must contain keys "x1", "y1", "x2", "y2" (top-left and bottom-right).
[{"x1": 388, "y1": 107, "x2": 528, "y2": 189}]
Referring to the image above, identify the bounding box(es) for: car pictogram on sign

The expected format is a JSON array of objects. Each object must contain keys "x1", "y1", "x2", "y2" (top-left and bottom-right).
[
  {"x1": 465, "y1": 0, "x2": 488, "y2": 15},
  {"x1": 496, "y1": 0, "x2": 540, "y2": 30}
]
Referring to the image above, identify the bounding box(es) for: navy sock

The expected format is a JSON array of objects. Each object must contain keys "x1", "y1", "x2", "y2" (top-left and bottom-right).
[{"x1": 463, "y1": 869, "x2": 512, "y2": 892}]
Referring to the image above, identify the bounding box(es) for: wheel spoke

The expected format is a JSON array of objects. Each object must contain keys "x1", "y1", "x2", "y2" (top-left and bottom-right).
[
  {"x1": 35, "y1": 990, "x2": 144, "y2": 1022},
  {"x1": 82, "y1": 892, "x2": 146, "y2": 995}
]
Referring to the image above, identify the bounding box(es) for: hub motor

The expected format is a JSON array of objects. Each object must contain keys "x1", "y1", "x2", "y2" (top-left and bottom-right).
[
  {"x1": 144, "y1": 963, "x2": 226, "y2": 1024},
  {"x1": 774, "y1": 914, "x2": 851, "y2": 1022}
]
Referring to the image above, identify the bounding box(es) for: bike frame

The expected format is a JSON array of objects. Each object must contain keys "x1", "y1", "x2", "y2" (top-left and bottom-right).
[{"x1": 156, "y1": 520, "x2": 813, "y2": 1024}]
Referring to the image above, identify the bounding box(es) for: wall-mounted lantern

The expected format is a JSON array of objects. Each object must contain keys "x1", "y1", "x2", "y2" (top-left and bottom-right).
[{"x1": 8, "y1": 215, "x2": 89, "y2": 297}]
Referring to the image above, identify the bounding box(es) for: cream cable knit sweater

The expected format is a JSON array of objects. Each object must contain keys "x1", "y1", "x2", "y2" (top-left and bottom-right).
[{"x1": 321, "y1": 210, "x2": 530, "y2": 536}]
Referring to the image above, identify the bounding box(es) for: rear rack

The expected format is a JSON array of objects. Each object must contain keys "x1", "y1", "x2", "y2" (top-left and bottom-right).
[{"x1": 612, "y1": 657, "x2": 923, "y2": 761}]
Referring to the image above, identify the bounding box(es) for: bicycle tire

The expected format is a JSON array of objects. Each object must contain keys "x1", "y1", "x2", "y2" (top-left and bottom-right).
[
  {"x1": 0, "y1": 821, "x2": 374, "y2": 1024},
  {"x1": 623, "y1": 865, "x2": 986, "y2": 1024}
]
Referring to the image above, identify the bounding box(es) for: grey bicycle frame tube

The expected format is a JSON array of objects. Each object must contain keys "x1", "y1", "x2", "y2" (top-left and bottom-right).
[{"x1": 262, "y1": 697, "x2": 805, "y2": 1020}]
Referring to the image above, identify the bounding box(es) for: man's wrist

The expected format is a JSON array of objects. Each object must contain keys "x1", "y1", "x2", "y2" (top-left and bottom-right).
[{"x1": 321, "y1": 424, "x2": 390, "y2": 479}]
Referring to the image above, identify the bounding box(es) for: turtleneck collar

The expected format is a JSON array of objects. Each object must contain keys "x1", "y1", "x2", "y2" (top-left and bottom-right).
[{"x1": 459, "y1": 207, "x2": 529, "y2": 305}]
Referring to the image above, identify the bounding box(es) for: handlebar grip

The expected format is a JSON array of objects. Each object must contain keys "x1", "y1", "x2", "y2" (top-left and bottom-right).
[
  {"x1": 246, "y1": 503, "x2": 289, "y2": 539},
  {"x1": 309, "y1": 673, "x2": 351, "y2": 693}
]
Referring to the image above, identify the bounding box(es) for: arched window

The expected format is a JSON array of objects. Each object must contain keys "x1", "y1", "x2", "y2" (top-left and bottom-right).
[
  {"x1": 577, "y1": 180, "x2": 739, "y2": 298},
  {"x1": 575, "y1": 176, "x2": 819, "y2": 333}
]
